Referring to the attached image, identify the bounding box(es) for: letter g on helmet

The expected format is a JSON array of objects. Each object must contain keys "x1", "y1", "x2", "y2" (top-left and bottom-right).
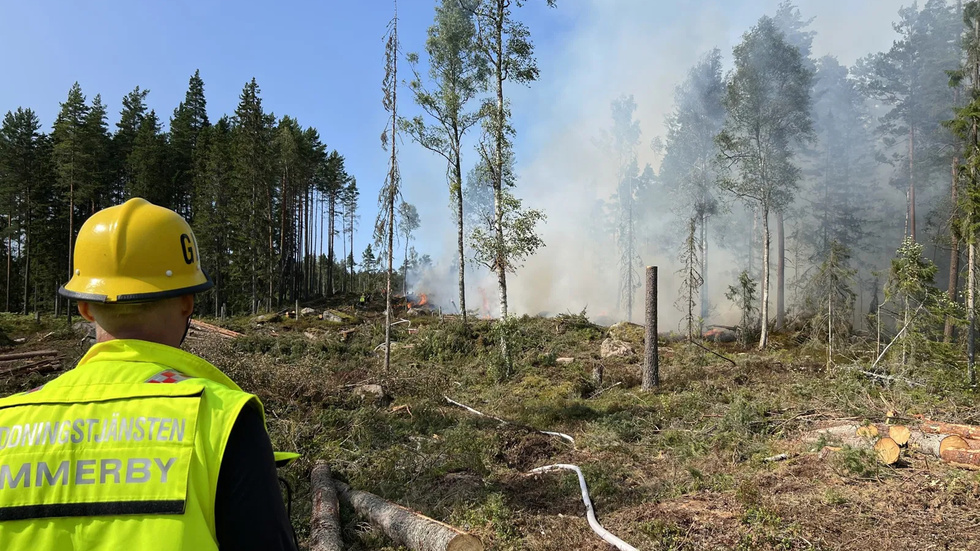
[{"x1": 59, "y1": 198, "x2": 213, "y2": 303}]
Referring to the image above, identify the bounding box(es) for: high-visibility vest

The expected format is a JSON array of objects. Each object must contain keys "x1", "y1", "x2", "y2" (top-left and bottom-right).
[{"x1": 0, "y1": 339, "x2": 263, "y2": 550}]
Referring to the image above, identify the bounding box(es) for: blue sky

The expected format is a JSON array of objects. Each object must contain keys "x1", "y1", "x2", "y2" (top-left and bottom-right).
[{"x1": 0, "y1": 0, "x2": 901, "y2": 315}]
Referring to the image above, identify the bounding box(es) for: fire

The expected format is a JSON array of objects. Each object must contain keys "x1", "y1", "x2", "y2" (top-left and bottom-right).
[{"x1": 407, "y1": 293, "x2": 429, "y2": 309}]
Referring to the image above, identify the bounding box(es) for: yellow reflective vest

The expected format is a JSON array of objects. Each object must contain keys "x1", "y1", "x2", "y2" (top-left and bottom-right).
[{"x1": 0, "y1": 339, "x2": 265, "y2": 550}]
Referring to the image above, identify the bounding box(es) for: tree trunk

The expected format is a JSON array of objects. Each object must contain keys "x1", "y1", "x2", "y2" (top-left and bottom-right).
[
  {"x1": 456, "y1": 155, "x2": 467, "y2": 323},
  {"x1": 404, "y1": 227, "x2": 410, "y2": 296},
  {"x1": 909, "y1": 125, "x2": 916, "y2": 242},
  {"x1": 310, "y1": 462, "x2": 343, "y2": 551},
  {"x1": 700, "y1": 214, "x2": 709, "y2": 321},
  {"x1": 969, "y1": 243, "x2": 975, "y2": 385},
  {"x1": 776, "y1": 210, "x2": 785, "y2": 330},
  {"x1": 946, "y1": 155, "x2": 960, "y2": 343},
  {"x1": 494, "y1": 0, "x2": 508, "y2": 322},
  {"x1": 759, "y1": 206, "x2": 770, "y2": 349},
  {"x1": 5, "y1": 212, "x2": 11, "y2": 312},
  {"x1": 328, "y1": 190, "x2": 335, "y2": 296},
  {"x1": 642, "y1": 266, "x2": 659, "y2": 389},
  {"x1": 384, "y1": 9, "x2": 398, "y2": 373},
  {"x1": 333, "y1": 480, "x2": 484, "y2": 551}
]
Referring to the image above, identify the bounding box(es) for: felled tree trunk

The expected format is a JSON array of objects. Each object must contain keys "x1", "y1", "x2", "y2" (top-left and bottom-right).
[
  {"x1": 920, "y1": 419, "x2": 980, "y2": 440},
  {"x1": 907, "y1": 431, "x2": 948, "y2": 457},
  {"x1": 311, "y1": 462, "x2": 343, "y2": 551},
  {"x1": 334, "y1": 480, "x2": 483, "y2": 551}
]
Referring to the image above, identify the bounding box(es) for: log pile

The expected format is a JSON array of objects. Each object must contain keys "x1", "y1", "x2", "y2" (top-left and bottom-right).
[
  {"x1": 802, "y1": 418, "x2": 980, "y2": 469},
  {"x1": 311, "y1": 463, "x2": 484, "y2": 551},
  {"x1": 0, "y1": 349, "x2": 63, "y2": 376},
  {"x1": 187, "y1": 320, "x2": 243, "y2": 340}
]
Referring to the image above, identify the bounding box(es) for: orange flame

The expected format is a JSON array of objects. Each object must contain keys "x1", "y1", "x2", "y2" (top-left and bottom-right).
[{"x1": 407, "y1": 293, "x2": 429, "y2": 309}]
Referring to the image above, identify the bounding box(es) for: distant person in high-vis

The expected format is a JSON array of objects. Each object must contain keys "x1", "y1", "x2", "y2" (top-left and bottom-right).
[{"x1": 0, "y1": 198, "x2": 298, "y2": 551}]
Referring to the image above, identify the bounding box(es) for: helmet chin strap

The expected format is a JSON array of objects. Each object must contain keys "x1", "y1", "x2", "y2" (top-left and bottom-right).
[{"x1": 179, "y1": 316, "x2": 192, "y2": 347}]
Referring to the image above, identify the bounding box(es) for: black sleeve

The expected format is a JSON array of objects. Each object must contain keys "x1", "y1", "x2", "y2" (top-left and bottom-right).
[{"x1": 214, "y1": 404, "x2": 297, "y2": 551}]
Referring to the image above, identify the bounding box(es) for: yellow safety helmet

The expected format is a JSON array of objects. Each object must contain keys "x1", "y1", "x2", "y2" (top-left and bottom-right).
[{"x1": 59, "y1": 198, "x2": 213, "y2": 303}]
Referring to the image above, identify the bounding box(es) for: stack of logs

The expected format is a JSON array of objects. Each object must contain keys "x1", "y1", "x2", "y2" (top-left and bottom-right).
[
  {"x1": 0, "y1": 349, "x2": 63, "y2": 376},
  {"x1": 805, "y1": 419, "x2": 980, "y2": 469}
]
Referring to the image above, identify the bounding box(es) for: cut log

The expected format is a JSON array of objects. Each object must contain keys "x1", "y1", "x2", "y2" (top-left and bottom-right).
[
  {"x1": 940, "y1": 447, "x2": 980, "y2": 468},
  {"x1": 921, "y1": 420, "x2": 980, "y2": 440},
  {"x1": 889, "y1": 425, "x2": 911, "y2": 446},
  {"x1": 311, "y1": 462, "x2": 343, "y2": 551},
  {"x1": 874, "y1": 437, "x2": 901, "y2": 465},
  {"x1": 908, "y1": 431, "x2": 947, "y2": 457},
  {"x1": 0, "y1": 350, "x2": 59, "y2": 363},
  {"x1": 333, "y1": 480, "x2": 483, "y2": 551},
  {"x1": 189, "y1": 320, "x2": 242, "y2": 339},
  {"x1": 939, "y1": 435, "x2": 970, "y2": 456},
  {"x1": 856, "y1": 425, "x2": 879, "y2": 438}
]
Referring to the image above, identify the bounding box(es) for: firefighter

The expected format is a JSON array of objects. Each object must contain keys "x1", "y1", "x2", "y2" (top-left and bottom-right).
[{"x1": 0, "y1": 198, "x2": 297, "y2": 551}]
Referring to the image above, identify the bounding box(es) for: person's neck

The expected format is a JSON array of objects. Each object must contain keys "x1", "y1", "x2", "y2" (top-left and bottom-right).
[{"x1": 96, "y1": 326, "x2": 181, "y2": 348}]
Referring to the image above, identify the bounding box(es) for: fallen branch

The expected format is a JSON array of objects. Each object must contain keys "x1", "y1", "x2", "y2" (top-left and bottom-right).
[
  {"x1": 763, "y1": 453, "x2": 791, "y2": 462},
  {"x1": 688, "y1": 339, "x2": 736, "y2": 367},
  {"x1": 870, "y1": 303, "x2": 923, "y2": 370},
  {"x1": 444, "y1": 396, "x2": 575, "y2": 446},
  {"x1": 311, "y1": 462, "x2": 344, "y2": 551},
  {"x1": 0, "y1": 358, "x2": 61, "y2": 376},
  {"x1": 529, "y1": 464, "x2": 638, "y2": 551},
  {"x1": 333, "y1": 479, "x2": 483, "y2": 551},
  {"x1": 857, "y1": 369, "x2": 924, "y2": 387},
  {"x1": 0, "y1": 350, "x2": 59, "y2": 363}
]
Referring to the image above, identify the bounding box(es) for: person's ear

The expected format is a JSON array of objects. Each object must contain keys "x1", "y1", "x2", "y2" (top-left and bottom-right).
[
  {"x1": 77, "y1": 301, "x2": 96, "y2": 322},
  {"x1": 178, "y1": 295, "x2": 195, "y2": 318}
]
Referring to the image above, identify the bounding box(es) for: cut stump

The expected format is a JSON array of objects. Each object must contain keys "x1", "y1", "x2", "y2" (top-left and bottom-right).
[
  {"x1": 874, "y1": 437, "x2": 901, "y2": 465},
  {"x1": 889, "y1": 425, "x2": 911, "y2": 446}
]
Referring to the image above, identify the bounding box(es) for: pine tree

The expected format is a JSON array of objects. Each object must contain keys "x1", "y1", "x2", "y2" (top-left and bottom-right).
[
  {"x1": 607, "y1": 96, "x2": 646, "y2": 321},
  {"x1": 0, "y1": 108, "x2": 44, "y2": 313},
  {"x1": 169, "y1": 70, "x2": 210, "y2": 218},
  {"x1": 856, "y1": 0, "x2": 960, "y2": 244},
  {"x1": 802, "y1": 241, "x2": 857, "y2": 367},
  {"x1": 128, "y1": 110, "x2": 168, "y2": 205},
  {"x1": 52, "y1": 83, "x2": 91, "y2": 294},
  {"x1": 82, "y1": 94, "x2": 112, "y2": 215},
  {"x1": 378, "y1": 0, "x2": 401, "y2": 371},
  {"x1": 660, "y1": 49, "x2": 726, "y2": 322},
  {"x1": 231, "y1": 78, "x2": 276, "y2": 314},
  {"x1": 114, "y1": 86, "x2": 149, "y2": 201}
]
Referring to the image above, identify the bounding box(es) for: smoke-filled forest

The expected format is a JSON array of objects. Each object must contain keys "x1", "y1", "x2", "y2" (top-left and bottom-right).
[
  {"x1": 6, "y1": 0, "x2": 980, "y2": 360},
  {"x1": 10, "y1": 1, "x2": 980, "y2": 549}
]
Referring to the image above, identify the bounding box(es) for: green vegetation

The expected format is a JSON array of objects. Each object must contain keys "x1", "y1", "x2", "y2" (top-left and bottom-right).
[{"x1": 5, "y1": 308, "x2": 980, "y2": 549}]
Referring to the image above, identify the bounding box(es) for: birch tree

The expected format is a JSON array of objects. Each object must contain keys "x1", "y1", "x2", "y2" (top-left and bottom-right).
[
  {"x1": 467, "y1": 0, "x2": 555, "y2": 319},
  {"x1": 717, "y1": 16, "x2": 813, "y2": 349},
  {"x1": 404, "y1": 0, "x2": 484, "y2": 322}
]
